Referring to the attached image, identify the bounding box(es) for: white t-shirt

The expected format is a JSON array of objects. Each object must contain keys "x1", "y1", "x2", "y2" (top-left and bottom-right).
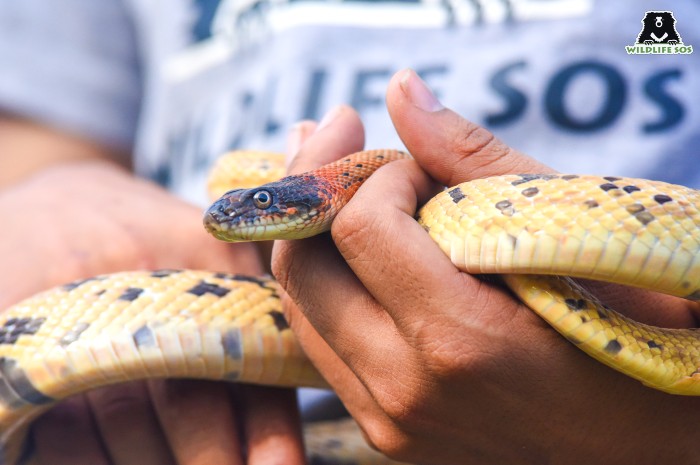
[
  {"x1": 142, "y1": 0, "x2": 700, "y2": 205},
  {"x1": 1, "y1": 0, "x2": 699, "y2": 207}
]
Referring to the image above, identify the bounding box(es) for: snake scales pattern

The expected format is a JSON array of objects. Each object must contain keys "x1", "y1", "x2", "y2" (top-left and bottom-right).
[{"x1": 1, "y1": 148, "x2": 700, "y2": 464}]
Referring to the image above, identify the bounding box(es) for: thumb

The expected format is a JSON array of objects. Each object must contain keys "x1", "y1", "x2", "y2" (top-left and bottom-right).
[{"x1": 386, "y1": 69, "x2": 555, "y2": 187}]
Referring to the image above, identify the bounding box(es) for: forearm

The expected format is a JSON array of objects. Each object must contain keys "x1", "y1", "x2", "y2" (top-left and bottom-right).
[{"x1": 0, "y1": 114, "x2": 130, "y2": 188}]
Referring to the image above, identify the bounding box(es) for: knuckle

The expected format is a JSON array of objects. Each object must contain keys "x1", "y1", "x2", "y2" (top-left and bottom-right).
[
  {"x1": 453, "y1": 122, "x2": 508, "y2": 163},
  {"x1": 447, "y1": 121, "x2": 550, "y2": 184},
  {"x1": 427, "y1": 343, "x2": 485, "y2": 380},
  {"x1": 371, "y1": 376, "x2": 431, "y2": 429},
  {"x1": 359, "y1": 418, "x2": 416, "y2": 460},
  {"x1": 87, "y1": 383, "x2": 150, "y2": 418},
  {"x1": 331, "y1": 204, "x2": 379, "y2": 262}
]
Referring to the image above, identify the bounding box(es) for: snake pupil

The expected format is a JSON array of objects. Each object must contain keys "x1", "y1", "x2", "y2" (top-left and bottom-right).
[{"x1": 253, "y1": 190, "x2": 272, "y2": 209}]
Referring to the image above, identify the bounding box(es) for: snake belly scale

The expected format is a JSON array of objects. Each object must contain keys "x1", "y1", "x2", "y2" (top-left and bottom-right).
[{"x1": 1, "y1": 148, "x2": 700, "y2": 464}]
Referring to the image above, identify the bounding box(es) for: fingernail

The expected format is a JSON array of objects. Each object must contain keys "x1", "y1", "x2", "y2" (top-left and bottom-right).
[
  {"x1": 400, "y1": 69, "x2": 444, "y2": 112},
  {"x1": 317, "y1": 105, "x2": 344, "y2": 131}
]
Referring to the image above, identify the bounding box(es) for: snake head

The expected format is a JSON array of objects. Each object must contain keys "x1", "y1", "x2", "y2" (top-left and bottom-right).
[{"x1": 203, "y1": 176, "x2": 334, "y2": 242}]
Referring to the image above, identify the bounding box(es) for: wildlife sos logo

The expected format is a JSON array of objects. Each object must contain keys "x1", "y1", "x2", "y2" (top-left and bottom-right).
[{"x1": 626, "y1": 11, "x2": 693, "y2": 55}]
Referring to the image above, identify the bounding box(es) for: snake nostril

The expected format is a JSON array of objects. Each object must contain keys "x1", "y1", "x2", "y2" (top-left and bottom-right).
[{"x1": 204, "y1": 203, "x2": 228, "y2": 228}]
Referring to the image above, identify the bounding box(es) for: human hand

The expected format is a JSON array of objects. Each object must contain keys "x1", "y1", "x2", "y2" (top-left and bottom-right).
[
  {"x1": 0, "y1": 160, "x2": 263, "y2": 307},
  {"x1": 272, "y1": 70, "x2": 700, "y2": 464},
  {"x1": 0, "y1": 160, "x2": 304, "y2": 464}
]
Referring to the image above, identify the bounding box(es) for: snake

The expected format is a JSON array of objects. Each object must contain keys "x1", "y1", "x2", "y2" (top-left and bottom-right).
[{"x1": 1, "y1": 148, "x2": 700, "y2": 464}]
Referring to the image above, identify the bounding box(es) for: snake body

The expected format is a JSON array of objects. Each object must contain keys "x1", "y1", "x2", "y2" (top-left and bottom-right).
[{"x1": 1, "y1": 149, "x2": 700, "y2": 463}]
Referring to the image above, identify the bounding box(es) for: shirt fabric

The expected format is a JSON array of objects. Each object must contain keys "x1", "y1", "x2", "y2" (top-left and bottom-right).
[{"x1": 2, "y1": 1, "x2": 699, "y2": 204}]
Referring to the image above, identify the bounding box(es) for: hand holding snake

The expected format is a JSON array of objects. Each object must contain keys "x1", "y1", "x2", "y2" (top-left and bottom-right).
[
  {"x1": 272, "y1": 70, "x2": 700, "y2": 464},
  {"x1": 3, "y1": 69, "x2": 700, "y2": 465}
]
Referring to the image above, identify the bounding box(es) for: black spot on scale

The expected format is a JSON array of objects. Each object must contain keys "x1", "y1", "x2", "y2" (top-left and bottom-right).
[
  {"x1": 269, "y1": 311, "x2": 290, "y2": 331},
  {"x1": 118, "y1": 287, "x2": 143, "y2": 302},
  {"x1": 561, "y1": 175, "x2": 579, "y2": 180},
  {"x1": 521, "y1": 187, "x2": 539, "y2": 197},
  {"x1": 355, "y1": 163, "x2": 363, "y2": 168},
  {"x1": 0, "y1": 357, "x2": 54, "y2": 408},
  {"x1": 151, "y1": 269, "x2": 181, "y2": 278},
  {"x1": 634, "y1": 211, "x2": 655, "y2": 225},
  {"x1": 685, "y1": 290, "x2": 700, "y2": 301},
  {"x1": 342, "y1": 172, "x2": 349, "y2": 177},
  {"x1": 603, "y1": 176, "x2": 622, "y2": 182},
  {"x1": 599, "y1": 183, "x2": 619, "y2": 192},
  {"x1": 623, "y1": 185, "x2": 641, "y2": 194},
  {"x1": 62, "y1": 277, "x2": 99, "y2": 291},
  {"x1": 188, "y1": 281, "x2": 230, "y2": 297},
  {"x1": 60, "y1": 322, "x2": 90, "y2": 347},
  {"x1": 215, "y1": 273, "x2": 271, "y2": 289},
  {"x1": 222, "y1": 329, "x2": 242, "y2": 361},
  {"x1": 647, "y1": 340, "x2": 663, "y2": 350},
  {"x1": 565, "y1": 299, "x2": 587, "y2": 311},
  {"x1": 448, "y1": 187, "x2": 466, "y2": 204},
  {"x1": 625, "y1": 203, "x2": 645, "y2": 214},
  {"x1": 654, "y1": 194, "x2": 673, "y2": 204},
  {"x1": 132, "y1": 325, "x2": 157, "y2": 348},
  {"x1": 0, "y1": 317, "x2": 46, "y2": 345},
  {"x1": 511, "y1": 175, "x2": 537, "y2": 186},
  {"x1": 214, "y1": 272, "x2": 236, "y2": 280},
  {"x1": 376, "y1": 155, "x2": 385, "y2": 160},
  {"x1": 584, "y1": 200, "x2": 599, "y2": 209},
  {"x1": 510, "y1": 173, "x2": 559, "y2": 186},
  {"x1": 495, "y1": 200, "x2": 512, "y2": 210},
  {"x1": 604, "y1": 339, "x2": 623, "y2": 355}
]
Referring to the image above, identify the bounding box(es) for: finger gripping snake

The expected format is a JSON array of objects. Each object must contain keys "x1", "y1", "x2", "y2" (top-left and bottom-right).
[{"x1": 2, "y1": 149, "x2": 700, "y2": 464}]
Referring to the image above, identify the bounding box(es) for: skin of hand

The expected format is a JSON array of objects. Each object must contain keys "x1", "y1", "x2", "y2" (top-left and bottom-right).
[
  {"x1": 0, "y1": 118, "x2": 305, "y2": 465},
  {"x1": 272, "y1": 69, "x2": 700, "y2": 465}
]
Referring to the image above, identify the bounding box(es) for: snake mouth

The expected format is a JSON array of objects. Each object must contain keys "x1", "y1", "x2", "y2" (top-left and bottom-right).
[
  {"x1": 204, "y1": 211, "x2": 263, "y2": 242},
  {"x1": 203, "y1": 190, "x2": 286, "y2": 242}
]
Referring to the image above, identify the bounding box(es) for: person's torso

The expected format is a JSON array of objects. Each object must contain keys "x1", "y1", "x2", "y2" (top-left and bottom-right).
[{"x1": 125, "y1": 0, "x2": 700, "y2": 205}]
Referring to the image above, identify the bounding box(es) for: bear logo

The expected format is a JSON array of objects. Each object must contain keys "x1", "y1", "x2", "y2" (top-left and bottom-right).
[{"x1": 635, "y1": 11, "x2": 682, "y2": 45}]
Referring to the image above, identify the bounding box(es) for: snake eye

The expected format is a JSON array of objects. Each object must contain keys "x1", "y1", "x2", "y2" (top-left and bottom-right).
[{"x1": 253, "y1": 190, "x2": 273, "y2": 209}]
